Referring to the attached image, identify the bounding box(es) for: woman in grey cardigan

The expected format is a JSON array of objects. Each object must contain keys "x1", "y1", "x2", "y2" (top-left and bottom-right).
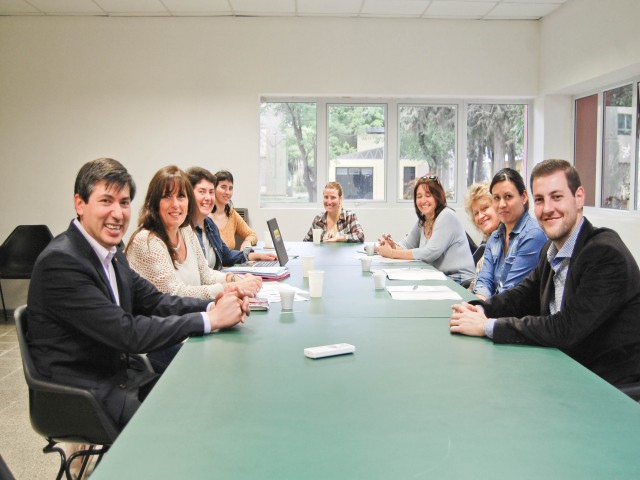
[{"x1": 377, "y1": 175, "x2": 475, "y2": 286}]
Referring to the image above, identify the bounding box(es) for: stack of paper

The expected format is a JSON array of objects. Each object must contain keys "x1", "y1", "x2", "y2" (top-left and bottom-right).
[
  {"x1": 223, "y1": 266, "x2": 290, "y2": 281},
  {"x1": 382, "y1": 268, "x2": 447, "y2": 281},
  {"x1": 386, "y1": 285, "x2": 462, "y2": 301}
]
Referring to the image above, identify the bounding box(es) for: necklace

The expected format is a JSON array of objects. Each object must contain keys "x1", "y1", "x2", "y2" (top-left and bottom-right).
[
  {"x1": 170, "y1": 230, "x2": 182, "y2": 251},
  {"x1": 424, "y1": 219, "x2": 434, "y2": 238}
]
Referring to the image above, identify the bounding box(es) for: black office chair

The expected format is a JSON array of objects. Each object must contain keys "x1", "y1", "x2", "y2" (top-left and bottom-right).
[
  {"x1": 0, "y1": 225, "x2": 53, "y2": 321},
  {"x1": 466, "y1": 233, "x2": 478, "y2": 256},
  {"x1": 14, "y1": 305, "x2": 118, "y2": 480},
  {"x1": 0, "y1": 454, "x2": 15, "y2": 480},
  {"x1": 472, "y1": 243, "x2": 486, "y2": 265},
  {"x1": 619, "y1": 382, "x2": 640, "y2": 403}
]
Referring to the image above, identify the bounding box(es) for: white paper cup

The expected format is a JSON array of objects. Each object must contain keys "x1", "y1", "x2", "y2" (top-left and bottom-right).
[
  {"x1": 312, "y1": 228, "x2": 322, "y2": 244},
  {"x1": 301, "y1": 256, "x2": 314, "y2": 277},
  {"x1": 308, "y1": 270, "x2": 324, "y2": 298},
  {"x1": 279, "y1": 289, "x2": 295, "y2": 310},
  {"x1": 360, "y1": 256, "x2": 372, "y2": 272},
  {"x1": 365, "y1": 243, "x2": 375, "y2": 256},
  {"x1": 373, "y1": 271, "x2": 386, "y2": 290},
  {"x1": 264, "y1": 230, "x2": 274, "y2": 249}
]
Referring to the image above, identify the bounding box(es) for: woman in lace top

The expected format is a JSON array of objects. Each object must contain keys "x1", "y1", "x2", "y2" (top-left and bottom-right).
[{"x1": 125, "y1": 165, "x2": 261, "y2": 300}]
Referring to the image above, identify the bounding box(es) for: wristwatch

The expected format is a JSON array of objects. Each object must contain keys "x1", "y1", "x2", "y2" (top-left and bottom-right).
[{"x1": 243, "y1": 245, "x2": 254, "y2": 261}]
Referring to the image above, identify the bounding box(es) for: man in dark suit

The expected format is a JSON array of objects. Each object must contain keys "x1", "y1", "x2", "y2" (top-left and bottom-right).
[
  {"x1": 27, "y1": 158, "x2": 251, "y2": 429},
  {"x1": 450, "y1": 159, "x2": 640, "y2": 388}
]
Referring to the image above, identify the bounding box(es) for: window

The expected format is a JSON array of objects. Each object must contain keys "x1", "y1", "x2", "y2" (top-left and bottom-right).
[
  {"x1": 466, "y1": 104, "x2": 528, "y2": 187},
  {"x1": 574, "y1": 80, "x2": 640, "y2": 211},
  {"x1": 398, "y1": 105, "x2": 457, "y2": 200},
  {"x1": 260, "y1": 98, "x2": 531, "y2": 207},
  {"x1": 328, "y1": 104, "x2": 385, "y2": 201},
  {"x1": 335, "y1": 167, "x2": 373, "y2": 199},
  {"x1": 259, "y1": 102, "x2": 317, "y2": 203},
  {"x1": 574, "y1": 94, "x2": 598, "y2": 207},
  {"x1": 618, "y1": 113, "x2": 632, "y2": 136},
  {"x1": 637, "y1": 82, "x2": 640, "y2": 210},
  {"x1": 602, "y1": 84, "x2": 633, "y2": 210}
]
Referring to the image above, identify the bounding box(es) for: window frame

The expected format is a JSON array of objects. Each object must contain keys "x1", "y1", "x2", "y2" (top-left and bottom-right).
[
  {"x1": 259, "y1": 96, "x2": 533, "y2": 210},
  {"x1": 573, "y1": 77, "x2": 639, "y2": 212}
]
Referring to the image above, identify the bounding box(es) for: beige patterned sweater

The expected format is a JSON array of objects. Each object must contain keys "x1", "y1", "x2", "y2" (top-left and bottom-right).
[{"x1": 126, "y1": 226, "x2": 227, "y2": 300}]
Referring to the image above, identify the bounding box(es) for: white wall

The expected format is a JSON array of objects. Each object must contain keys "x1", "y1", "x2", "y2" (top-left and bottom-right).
[
  {"x1": 536, "y1": 0, "x2": 640, "y2": 261},
  {"x1": 1, "y1": 5, "x2": 639, "y2": 261},
  {"x1": 0, "y1": 16, "x2": 537, "y2": 246}
]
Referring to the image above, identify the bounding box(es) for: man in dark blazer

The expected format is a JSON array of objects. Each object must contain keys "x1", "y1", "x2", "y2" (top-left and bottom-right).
[
  {"x1": 27, "y1": 158, "x2": 251, "y2": 429},
  {"x1": 450, "y1": 159, "x2": 640, "y2": 388}
]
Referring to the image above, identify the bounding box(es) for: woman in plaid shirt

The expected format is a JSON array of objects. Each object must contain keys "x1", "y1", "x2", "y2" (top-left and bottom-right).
[{"x1": 303, "y1": 181, "x2": 365, "y2": 243}]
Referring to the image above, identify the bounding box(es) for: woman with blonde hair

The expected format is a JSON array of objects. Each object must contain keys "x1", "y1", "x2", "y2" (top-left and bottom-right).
[
  {"x1": 472, "y1": 168, "x2": 547, "y2": 300},
  {"x1": 303, "y1": 181, "x2": 365, "y2": 243},
  {"x1": 464, "y1": 183, "x2": 500, "y2": 290}
]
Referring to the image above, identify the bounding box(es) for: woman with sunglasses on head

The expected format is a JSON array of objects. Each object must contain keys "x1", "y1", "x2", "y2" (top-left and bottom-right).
[
  {"x1": 472, "y1": 168, "x2": 547, "y2": 301},
  {"x1": 377, "y1": 175, "x2": 475, "y2": 286},
  {"x1": 125, "y1": 166, "x2": 261, "y2": 301},
  {"x1": 187, "y1": 166, "x2": 277, "y2": 269},
  {"x1": 211, "y1": 170, "x2": 258, "y2": 250},
  {"x1": 303, "y1": 181, "x2": 365, "y2": 243}
]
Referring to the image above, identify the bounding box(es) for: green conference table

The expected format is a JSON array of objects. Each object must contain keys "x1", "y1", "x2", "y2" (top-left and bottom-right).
[
  {"x1": 279, "y1": 241, "x2": 470, "y2": 318},
  {"x1": 93, "y1": 243, "x2": 640, "y2": 479}
]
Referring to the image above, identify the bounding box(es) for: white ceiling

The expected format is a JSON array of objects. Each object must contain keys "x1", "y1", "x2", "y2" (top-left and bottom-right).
[{"x1": 0, "y1": 0, "x2": 568, "y2": 20}]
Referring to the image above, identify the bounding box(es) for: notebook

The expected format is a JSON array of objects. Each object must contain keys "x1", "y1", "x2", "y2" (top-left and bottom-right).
[{"x1": 224, "y1": 218, "x2": 289, "y2": 278}]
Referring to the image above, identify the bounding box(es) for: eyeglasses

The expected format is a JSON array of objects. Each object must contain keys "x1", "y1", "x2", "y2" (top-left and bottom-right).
[{"x1": 418, "y1": 175, "x2": 440, "y2": 184}]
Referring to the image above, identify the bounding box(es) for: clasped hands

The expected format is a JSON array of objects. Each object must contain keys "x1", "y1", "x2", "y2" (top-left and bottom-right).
[
  {"x1": 209, "y1": 274, "x2": 262, "y2": 331},
  {"x1": 449, "y1": 302, "x2": 488, "y2": 337},
  {"x1": 376, "y1": 234, "x2": 397, "y2": 258},
  {"x1": 224, "y1": 273, "x2": 262, "y2": 296}
]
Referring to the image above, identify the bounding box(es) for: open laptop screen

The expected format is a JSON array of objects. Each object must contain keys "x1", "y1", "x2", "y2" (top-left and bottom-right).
[{"x1": 267, "y1": 218, "x2": 289, "y2": 267}]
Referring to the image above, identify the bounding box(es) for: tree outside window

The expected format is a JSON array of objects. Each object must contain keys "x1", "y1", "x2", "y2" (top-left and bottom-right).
[
  {"x1": 602, "y1": 84, "x2": 633, "y2": 210},
  {"x1": 466, "y1": 104, "x2": 527, "y2": 186},
  {"x1": 260, "y1": 102, "x2": 317, "y2": 204},
  {"x1": 398, "y1": 105, "x2": 457, "y2": 200},
  {"x1": 328, "y1": 104, "x2": 386, "y2": 201}
]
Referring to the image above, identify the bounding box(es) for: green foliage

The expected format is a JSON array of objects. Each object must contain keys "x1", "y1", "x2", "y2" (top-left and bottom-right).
[
  {"x1": 605, "y1": 84, "x2": 633, "y2": 107},
  {"x1": 328, "y1": 105, "x2": 385, "y2": 159},
  {"x1": 399, "y1": 106, "x2": 456, "y2": 170}
]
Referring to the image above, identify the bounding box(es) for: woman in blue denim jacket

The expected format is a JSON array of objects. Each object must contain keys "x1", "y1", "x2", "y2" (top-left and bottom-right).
[
  {"x1": 186, "y1": 167, "x2": 276, "y2": 269},
  {"x1": 473, "y1": 168, "x2": 547, "y2": 300}
]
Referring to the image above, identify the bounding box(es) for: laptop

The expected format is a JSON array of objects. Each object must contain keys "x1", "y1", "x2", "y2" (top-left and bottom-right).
[
  {"x1": 264, "y1": 218, "x2": 289, "y2": 266},
  {"x1": 224, "y1": 218, "x2": 289, "y2": 276}
]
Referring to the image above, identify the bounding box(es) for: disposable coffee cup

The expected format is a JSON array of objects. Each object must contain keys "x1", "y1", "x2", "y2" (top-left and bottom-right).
[
  {"x1": 301, "y1": 256, "x2": 314, "y2": 278},
  {"x1": 360, "y1": 256, "x2": 372, "y2": 272},
  {"x1": 308, "y1": 270, "x2": 324, "y2": 298},
  {"x1": 312, "y1": 228, "x2": 322, "y2": 245},
  {"x1": 280, "y1": 289, "x2": 295, "y2": 310},
  {"x1": 264, "y1": 230, "x2": 274, "y2": 249},
  {"x1": 365, "y1": 243, "x2": 375, "y2": 256},
  {"x1": 373, "y1": 271, "x2": 386, "y2": 290}
]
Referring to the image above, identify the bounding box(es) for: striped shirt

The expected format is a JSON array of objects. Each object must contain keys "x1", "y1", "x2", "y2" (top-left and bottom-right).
[{"x1": 547, "y1": 217, "x2": 585, "y2": 314}]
